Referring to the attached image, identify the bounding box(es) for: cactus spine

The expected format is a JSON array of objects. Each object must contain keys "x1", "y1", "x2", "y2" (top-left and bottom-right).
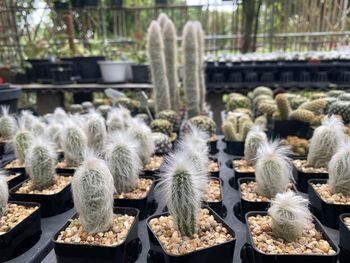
[
  {"x1": 255, "y1": 140, "x2": 291, "y2": 198},
  {"x1": 86, "y1": 114, "x2": 106, "y2": 153},
  {"x1": 147, "y1": 21, "x2": 171, "y2": 112},
  {"x1": 183, "y1": 21, "x2": 200, "y2": 117},
  {"x1": 62, "y1": 124, "x2": 88, "y2": 167},
  {"x1": 25, "y1": 138, "x2": 57, "y2": 190},
  {"x1": 0, "y1": 172, "x2": 8, "y2": 217},
  {"x1": 105, "y1": 132, "x2": 142, "y2": 194},
  {"x1": 268, "y1": 192, "x2": 312, "y2": 242},
  {"x1": 244, "y1": 125, "x2": 268, "y2": 166},
  {"x1": 72, "y1": 155, "x2": 114, "y2": 234},
  {"x1": 307, "y1": 116, "x2": 345, "y2": 168},
  {"x1": 0, "y1": 106, "x2": 15, "y2": 140},
  {"x1": 195, "y1": 21, "x2": 206, "y2": 112},
  {"x1": 275, "y1": 93, "x2": 291, "y2": 120}
]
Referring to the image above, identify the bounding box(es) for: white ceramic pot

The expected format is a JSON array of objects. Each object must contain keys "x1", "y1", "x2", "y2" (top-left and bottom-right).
[{"x1": 98, "y1": 61, "x2": 129, "y2": 83}]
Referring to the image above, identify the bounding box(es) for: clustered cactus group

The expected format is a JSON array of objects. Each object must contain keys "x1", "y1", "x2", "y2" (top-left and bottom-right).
[{"x1": 222, "y1": 113, "x2": 253, "y2": 142}]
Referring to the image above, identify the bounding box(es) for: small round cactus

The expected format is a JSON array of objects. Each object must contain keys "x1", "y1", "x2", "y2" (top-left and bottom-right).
[
  {"x1": 188, "y1": 116, "x2": 216, "y2": 137},
  {"x1": 152, "y1": 132, "x2": 172, "y2": 155},
  {"x1": 0, "y1": 172, "x2": 8, "y2": 217},
  {"x1": 86, "y1": 114, "x2": 106, "y2": 154},
  {"x1": 72, "y1": 154, "x2": 114, "y2": 234},
  {"x1": 268, "y1": 192, "x2": 312, "y2": 242},
  {"x1": 25, "y1": 137, "x2": 57, "y2": 190},
  {"x1": 244, "y1": 124, "x2": 268, "y2": 166},
  {"x1": 151, "y1": 119, "x2": 173, "y2": 136},
  {"x1": 0, "y1": 106, "x2": 16, "y2": 140},
  {"x1": 158, "y1": 110, "x2": 178, "y2": 127},
  {"x1": 252, "y1": 86, "x2": 273, "y2": 99}
]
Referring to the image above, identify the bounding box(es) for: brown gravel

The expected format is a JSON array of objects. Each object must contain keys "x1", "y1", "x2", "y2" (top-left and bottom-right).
[
  {"x1": 208, "y1": 160, "x2": 219, "y2": 173},
  {"x1": 312, "y1": 183, "x2": 350, "y2": 204},
  {"x1": 0, "y1": 203, "x2": 39, "y2": 234},
  {"x1": 203, "y1": 179, "x2": 221, "y2": 202},
  {"x1": 5, "y1": 159, "x2": 24, "y2": 169},
  {"x1": 5, "y1": 173, "x2": 21, "y2": 182},
  {"x1": 233, "y1": 159, "x2": 255, "y2": 173},
  {"x1": 209, "y1": 134, "x2": 218, "y2": 142},
  {"x1": 16, "y1": 175, "x2": 72, "y2": 195},
  {"x1": 240, "y1": 181, "x2": 294, "y2": 202},
  {"x1": 56, "y1": 161, "x2": 76, "y2": 169},
  {"x1": 293, "y1": 159, "x2": 328, "y2": 173},
  {"x1": 344, "y1": 217, "x2": 350, "y2": 229},
  {"x1": 114, "y1": 178, "x2": 153, "y2": 199},
  {"x1": 144, "y1": 156, "x2": 163, "y2": 171},
  {"x1": 149, "y1": 208, "x2": 233, "y2": 255},
  {"x1": 248, "y1": 214, "x2": 336, "y2": 255},
  {"x1": 56, "y1": 214, "x2": 135, "y2": 246}
]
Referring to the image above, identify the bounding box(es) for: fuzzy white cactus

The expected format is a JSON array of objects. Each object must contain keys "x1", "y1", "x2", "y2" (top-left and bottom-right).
[
  {"x1": 0, "y1": 106, "x2": 16, "y2": 140},
  {"x1": 0, "y1": 171, "x2": 8, "y2": 217},
  {"x1": 86, "y1": 113, "x2": 106, "y2": 154},
  {"x1": 53, "y1": 107, "x2": 68, "y2": 123},
  {"x1": 244, "y1": 124, "x2": 268, "y2": 166},
  {"x1": 20, "y1": 110, "x2": 36, "y2": 130},
  {"x1": 13, "y1": 119, "x2": 33, "y2": 165},
  {"x1": 106, "y1": 106, "x2": 131, "y2": 132},
  {"x1": 72, "y1": 154, "x2": 114, "y2": 234},
  {"x1": 31, "y1": 117, "x2": 46, "y2": 136},
  {"x1": 195, "y1": 21, "x2": 206, "y2": 112},
  {"x1": 46, "y1": 122, "x2": 62, "y2": 150},
  {"x1": 255, "y1": 140, "x2": 292, "y2": 198},
  {"x1": 268, "y1": 192, "x2": 312, "y2": 242},
  {"x1": 157, "y1": 13, "x2": 169, "y2": 28}
]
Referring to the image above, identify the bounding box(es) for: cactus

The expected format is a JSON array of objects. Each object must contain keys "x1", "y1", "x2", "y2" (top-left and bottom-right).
[
  {"x1": 82, "y1": 101, "x2": 94, "y2": 111},
  {"x1": 25, "y1": 137, "x2": 57, "y2": 190},
  {"x1": 163, "y1": 18, "x2": 180, "y2": 111},
  {"x1": 258, "y1": 103, "x2": 277, "y2": 115},
  {"x1": 244, "y1": 124, "x2": 268, "y2": 166},
  {"x1": 188, "y1": 116, "x2": 216, "y2": 136},
  {"x1": 299, "y1": 98, "x2": 327, "y2": 112},
  {"x1": 182, "y1": 21, "x2": 200, "y2": 117},
  {"x1": 222, "y1": 115, "x2": 253, "y2": 142},
  {"x1": 97, "y1": 105, "x2": 112, "y2": 119},
  {"x1": 254, "y1": 115, "x2": 267, "y2": 126},
  {"x1": 0, "y1": 172, "x2": 8, "y2": 217},
  {"x1": 252, "y1": 86, "x2": 273, "y2": 99},
  {"x1": 338, "y1": 93, "x2": 350, "y2": 101},
  {"x1": 195, "y1": 21, "x2": 206, "y2": 112},
  {"x1": 46, "y1": 123, "x2": 62, "y2": 149},
  {"x1": 307, "y1": 116, "x2": 345, "y2": 168},
  {"x1": 152, "y1": 132, "x2": 172, "y2": 155},
  {"x1": 86, "y1": 114, "x2": 106, "y2": 153},
  {"x1": 20, "y1": 110, "x2": 37, "y2": 130},
  {"x1": 0, "y1": 106, "x2": 16, "y2": 140},
  {"x1": 151, "y1": 119, "x2": 172, "y2": 136},
  {"x1": 13, "y1": 128, "x2": 33, "y2": 165},
  {"x1": 329, "y1": 100, "x2": 350, "y2": 123},
  {"x1": 157, "y1": 13, "x2": 169, "y2": 28},
  {"x1": 72, "y1": 154, "x2": 114, "y2": 234},
  {"x1": 158, "y1": 110, "x2": 178, "y2": 127},
  {"x1": 289, "y1": 95, "x2": 308, "y2": 110},
  {"x1": 268, "y1": 192, "x2": 312, "y2": 242},
  {"x1": 105, "y1": 132, "x2": 142, "y2": 193},
  {"x1": 289, "y1": 109, "x2": 315, "y2": 123},
  {"x1": 226, "y1": 95, "x2": 251, "y2": 111},
  {"x1": 327, "y1": 90, "x2": 345, "y2": 98},
  {"x1": 255, "y1": 140, "x2": 292, "y2": 198},
  {"x1": 328, "y1": 142, "x2": 350, "y2": 195},
  {"x1": 275, "y1": 93, "x2": 291, "y2": 120},
  {"x1": 147, "y1": 21, "x2": 171, "y2": 112},
  {"x1": 106, "y1": 107, "x2": 131, "y2": 132},
  {"x1": 115, "y1": 97, "x2": 140, "y2": 113},
  {"x1": 157, "y1": 151, "x2": 207, "y2": 236},
  {"x1": 31, "y1": 118, "x2": 46, "y2": 136},
  {"x1": 61, "y1": 123, "x2": 88, "y2": 167},
  {"x1": 70, "y1": 104, "x2": 83, "y2": 114}
]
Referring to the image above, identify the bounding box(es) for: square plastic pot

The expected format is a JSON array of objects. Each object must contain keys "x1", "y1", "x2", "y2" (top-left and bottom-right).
[
  {"x1": 132, "y1": 64, "x2": 150, "y2": 83},
  {"x1": 339, "y1": 214, "x2": 350, "y2": 263},
  {"x1": 9, "y1": 174, "x2": 73, "y2": 218},
  {"x1": 53, "y1": 207, "x2": 140, "y2": 263},
  {"x1": 0, "y1": 201, "x2": 41, "y2": 262},
  {"x1": 224, "y1": 140, "x2": 244, "y2": 156},
  {"x1": 74, "y1": 56, "x2": 105, "y2": 83},
  {"x1": 147, "y1": 206, "x2": 236, "y2": 263},
  {"x1": 241, "y1": 211, "x2": 339, "y2": 263},
  {"x1": 293, "y1": 161, "x2": 328, "y2": 193},
  {"x1": 308, "y1": 179, "x2": 350, "y2": 229},
  {"x1": 226, "y1": 158, "x2": 255, "y2": 190}
]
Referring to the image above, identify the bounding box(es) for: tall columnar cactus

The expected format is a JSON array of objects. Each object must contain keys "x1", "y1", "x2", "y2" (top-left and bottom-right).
[
  {"x1": 72, "y1": 154, "x2": 114, "y2": 234},
  {"x1": 183, "y1": 21, "x2": 199, "y2": 117},
  {"x1": 195, "y1": 21, "x2": 206, "y2": 112},
  {"x1": 147, "y1": 21, "x2": 171, "y2": 112},
  {"x1": 244, "y1": 124, "x2": 268, "y2": 166},
  {"x1": 0, "y1": 172, "x2": 8, "y2": 217},
  {"x1": 268, "y1": 192, "x2": 312, "y2": 242},
  {"x1": 163, "y1": 18, "x2": 180, "y2": 111},
  {"x1": 328, "y1": 142, "x2": 350, "y2": 195},
  {"x1": 307, "y1": 115, "x2": 345, "y2": 168},
  {"x1": 105, "y1": 132, "x2": 142, "y2": 194},
  {"x1": 61, "y1": 123, "x2": 88, "y2": 167},
  {"x1": 0, "y1": 106, "x2": 16, "y2": 140},
  {"x1": 13, "y1": 126, "x2": 33, "y2": 165},
  {"x1": 255, "y1": 140, "x2": 292, "y2": 198},
  {"x1": 275, "y1": 93, "x2": 291, "y2": 120},
  {"x1": 158, "y1": 151, "x2": 207, "y2": 237},
  {"x1": 157, "y1": 13, "x2": 169, "y2": 29},
  {"x1": 86, "y1": 114, "x2": 106, "y2": 153},
  {"x1": 25, "y1": 137, "x2": 57, "y2": 190}
]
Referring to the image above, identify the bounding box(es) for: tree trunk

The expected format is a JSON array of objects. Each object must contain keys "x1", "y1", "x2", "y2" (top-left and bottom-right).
[{"x1": 241, "y1": 0, "x2": 256, "y2": 53}]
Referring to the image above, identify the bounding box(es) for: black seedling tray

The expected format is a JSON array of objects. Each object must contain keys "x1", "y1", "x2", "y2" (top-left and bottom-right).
[
  {"x1": 147, "y1": 206, "x2": 236, "y2": 263},
  {"x1": 308, "y1": 179, "x2": 350, "y2": 229},
  {"x1": 208, "y1": 139, "x2": 218, "y2": 155},
  {"x1": 53, "y1": 207, "x2": 140, "y2": 263},
  {"x1": 241, "y1": 211, "x2": 339, "y2": 263},
  {"x1": 339, "y1": 214, "x2": 350, "y2": 263},
  {"x1": 0, "y1": 201, "x2": 42, "y2": 262},
  {"x1": 114, "y1": 176, "x2": 156, "y2": 220},
  {"x1": 6, "y1": 172, "x2": 27, "y2": 190},
  {"x1": 293, "y1": 161, "x2": 328, "y2": 193},
  {"x1": 2, "y1": 158, "x2": 25, "y2": 174},
  {"x1": 209, "y1": 157, "x2": 220, "y2": 178},
  {"x1": 273, "y1": 120, "x2": 311, "y2": 139},
  {"x1": 226, "y1": 158, "x2": 255, "y2": 190},
  {"x1": 9, "y1": 174, "x2": 73, "y2": 218},
  {"x1": 224, "y1": 140, "x2": 244, "y2": 156}
]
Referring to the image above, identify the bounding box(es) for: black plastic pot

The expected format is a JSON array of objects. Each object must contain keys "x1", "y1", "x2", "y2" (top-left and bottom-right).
[
  {"x1": 293, "y1": 161, "x2": 328, "y2": 193},
  {"x1": 27, "y1": 59, "x2": 53, "y2": 83},
  {"x1": 209, "y1": 157, "x2": 220, "y2": 178},
  {"x1": 74, "y1": 56, "x2": 105, "y2": 83},
  {"x1": 339, "y1": 214, "x2": 350, "y2": 263},
  {"x1": 53, "y1": 207, "x2": 141, "y2": 263},
  {"x1": 147, "y1": 206, "x2": 236, "y2": 263},
  {"x1": 51, "y1": 66, "x2": 73, "y2": 84},
  {"x1": 241, "y1": 211, "x2": 339, "y2": 263},
  {"x1": 10, "y1": 174, "x2": 73, "y2": 218},
  {"x1": 0, "y1": 85, "x2": 22, "y2": 113},
  {"x1": 273, "y1": 120, "x2": 311, "y2": 139},
  {"x1": 114, "y1": 176, "x2": 156, "y2": 220},
  {"x1": 224, "y1": 140, "x2": 244, "y2": 156},
  {"x1": 208, "y1": 139, "x2": 218, "y2": 155},
  {"x1": 226, "y1": 158, "x2": 255, "y2": 190},
  {"x1": 308, "y1": 179, "x2": 350, "y2": 229},
  {"x1": 6, "y1": 173, "x2": 27, "y2": 190},
  {"x1": 132, "y1": 64, "x2": 149, "y2": 83},
  {"x1": 71, "y1": 0, "x2": 84, "y2": 8},
  {"x1": 0, "y1": 201, "x2": 41, "y2": 262}
]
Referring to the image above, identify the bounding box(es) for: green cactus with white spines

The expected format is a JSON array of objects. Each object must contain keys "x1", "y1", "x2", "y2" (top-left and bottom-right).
[
  {"x1": 163, "y1": 18, "x2": 180, "y2": 111},
  {"x1": 152, "y1": 132, "x2": 172, "y2": 155},
  {"x1": 226, "y1": 95, "x2": 251, "y2": 111},
  {"x1": 86, "y1": 114, "x2": 106, "y2": 154},
  {"x1": 268, "y1": 192, "x2": 312, "y2": 242},
  {"x1": 13, "y1": 129, "x2": 33, "y2": 165},
  {"x1": 0, "y1": 172, "x2": 8, "y2": 217},
  {"x1": 25, "y1": 137, "x2": 57, "y2": 190},
  {"x1": 158, "y1": 110, "x2": 178, "y2": 127},
  {"x1": 289, "y1": 109, "x2": 315, "y2": 123},
  {"x1": 0, "y1": 106, "x2": 16, "y2": 140},
  {"x1": 329, "y1": 100, "x2": 350, "y2": 123},
  {"x1": 151, "y1": 119, "x2": 173, "y2": 136},
  {"x1": 195, "y1": 21, "x2": 206, "y2": 112},
  {"x1": 275, "y1": 93, "x2": 291, "y2": 120},
  {"x1": 255, "y1": 140, "x2": 292, "y2": 198},
  {"x1": 222, "y1": 114, "x2": 253, "y2": 142},
  {"x1": 69, "y1": 104, "x2": 83, "y2": 114},
  {"x1": 105, "y1": 132, "x2": 142, "y2": 194},
  {"x1": 258, "y1": 102, "x2": 277, "y2": 115},
  {"x1": 147, "y1": 21, "x2": 171, "y2": 112},
  {"x1": 244, "y1": 124, "x2": 268, "y2": 166},
  {"x1": 72, "y1": 154, "x2": 114, "y2": 234},
  {"x1": 20, "y1": 110, "x2": 37, "y2": 130},
  {"x1": 157, "y1": 13, "x2": 169, "y2": 29},
  {"x1": 307, "y1": 115, "x2": 345, "y2": 168},
  {"x1": 46, "y1": 123, "x2": 62, "y2": 149},
  {"x1": 289, "y1": 95, "x2": 308, "y2": 110},
  {"x1": 188, "y1": 115, "x2": 216, "y2": 137},
  {"x1": 299, "y1": 98, "x2": 327, "y2": 112},
  {"x1": 97, "y1": 105, "x2": 112, "y2": 119},
  {"x1": 328, "y1": 142, "x2": 350, "y2": 195},
  {"x1": 158, "y1": 150, "x2": 207, "y2": 237},
  {"x1": 183, "y1": 21, "x2": 200, "y2": 117},
  {"x1": 338, "y1": 93, "x2": 350, "y2": 101},
  {"x1": 252, "y1": 86, "x2": 273, "y2": 99},
  {"x1": 106, "y1": 107, "x2": 131, "y2": 132},
  {"x1": 31, "y1": 118, "x2": 46, "y2": 136}
]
